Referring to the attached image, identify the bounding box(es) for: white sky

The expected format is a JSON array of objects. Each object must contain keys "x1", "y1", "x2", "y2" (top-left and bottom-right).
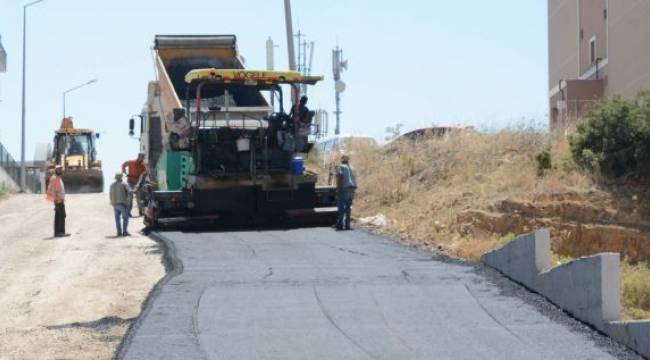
[{"x1": 0, "y1": 0, "x2": 548, "y2": 182}]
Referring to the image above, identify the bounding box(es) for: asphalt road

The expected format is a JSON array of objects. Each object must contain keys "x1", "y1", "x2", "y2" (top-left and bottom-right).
[{"x1": 118, "y1": 228, "x2": 640, "y2": 360}]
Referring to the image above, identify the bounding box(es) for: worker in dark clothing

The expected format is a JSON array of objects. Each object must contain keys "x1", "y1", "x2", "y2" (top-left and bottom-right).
[
  {"x1": 68, "y1": 137, "x2": 84, "y2": 155},
  {"x1": 336, "y1": 154, "x2": 357, "y2": 231},
  {"x1": 46, "y1": 166, "x2": 69, "y2": 237},
  {"x1": 290, "y1": 96, "x2": 315, "y2": 152},
  {"x1": 290, "y1": 96, "x2": 315, "y2": 125}
]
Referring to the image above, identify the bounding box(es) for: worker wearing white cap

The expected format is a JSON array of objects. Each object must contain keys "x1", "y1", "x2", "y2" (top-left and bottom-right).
[
  {"x1": 335, "y1": 153, "x2": 357, "y2": 230},
  {"x1": 110, "y1": 172, "x2": 131, "y2": 236}
]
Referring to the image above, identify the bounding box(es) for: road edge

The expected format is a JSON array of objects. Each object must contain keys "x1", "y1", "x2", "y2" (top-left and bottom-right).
[{"x1": 113, "y1": 232, "x2": 183, "y2": 360}]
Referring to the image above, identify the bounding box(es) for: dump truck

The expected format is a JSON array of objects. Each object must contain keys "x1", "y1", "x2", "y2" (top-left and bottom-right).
[
  {"x1": 49, "y1": 117, "x2": 103, "y2": 193},
  {"x1": 132, "y1": 35, "x2": 337, "y2": 227}
]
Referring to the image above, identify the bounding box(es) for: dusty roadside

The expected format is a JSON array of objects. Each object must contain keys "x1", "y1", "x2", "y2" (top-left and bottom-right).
[{"x1": 0, "y1": 194, "x2": 165, "y2": 359}]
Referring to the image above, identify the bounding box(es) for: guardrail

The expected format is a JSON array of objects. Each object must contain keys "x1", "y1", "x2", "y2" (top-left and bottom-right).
[{"x1": 0, "y1": 141, "x2": 41, "y2": 193}]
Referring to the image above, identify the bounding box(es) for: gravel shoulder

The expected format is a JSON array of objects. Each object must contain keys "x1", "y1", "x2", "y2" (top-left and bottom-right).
[{"x1": 0, "y1": 194, "x2": 165, "y2": 360}]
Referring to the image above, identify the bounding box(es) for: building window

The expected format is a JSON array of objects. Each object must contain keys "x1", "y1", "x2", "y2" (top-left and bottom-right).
[{"x1": 590, "y1": 36, "x2": 597, "y2": 64}]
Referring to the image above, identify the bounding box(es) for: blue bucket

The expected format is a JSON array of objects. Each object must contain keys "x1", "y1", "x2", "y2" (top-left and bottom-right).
[{"x1": 291, "y1": 156, "x2": 305, "y2": 175}]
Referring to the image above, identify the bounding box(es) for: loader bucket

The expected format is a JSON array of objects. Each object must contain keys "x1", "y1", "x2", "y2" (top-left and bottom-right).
[{"x1": 61, "y1": 169, "x2": 104, "y2": 193}]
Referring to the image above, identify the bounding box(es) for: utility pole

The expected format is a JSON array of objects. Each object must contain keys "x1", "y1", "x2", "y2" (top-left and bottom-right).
[
  {"x1": 283, "y1": 0, "x2": 298, "y2": 105},
  {"x1": 332, "y1": 46, "x2": 347, "y2": 135},
  {"x1": 21, "y1": 0, "x2": 45, "y2": 192},
  {"x1": 283, "y1": 0, "x2": 296, "y2": 72}
]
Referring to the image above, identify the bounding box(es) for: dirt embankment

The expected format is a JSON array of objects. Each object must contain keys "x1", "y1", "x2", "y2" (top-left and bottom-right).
[
  {"x1": 457, "y1": 190, "x2": 650, "y2": 263},
  {"x1": 0, "y1": 194, "x2": 165, "y2": 360}
]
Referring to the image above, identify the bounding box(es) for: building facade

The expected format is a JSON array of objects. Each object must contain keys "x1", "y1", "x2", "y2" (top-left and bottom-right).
[
  {"x1": 0, "y1": 35, "x2": 5, "y2": 73},
  {"x1": 548, "y1": 0, "x2": 650, "y2": 129}
]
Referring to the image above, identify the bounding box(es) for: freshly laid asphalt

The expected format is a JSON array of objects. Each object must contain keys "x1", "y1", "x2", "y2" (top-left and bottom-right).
[{"x1": 117, "y1": 227, "x2": 641, "y2": 360}]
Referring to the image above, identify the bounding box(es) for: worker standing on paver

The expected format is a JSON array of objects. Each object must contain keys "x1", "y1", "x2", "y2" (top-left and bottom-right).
[
  {"x1": 46, "y1": 165, "x2": 69, "y2": 237},
  {"x1": 335, "y1": 153, "x2": 357, "y2": 231},
  {"x1": 290, "y1": 96, "x2": 315, "y2": 152},
  {"x1": 109, "y1": 172, "x2": 131, "y2": 236},
  {"x1": 121, "y1": 153, "x2": 148, "y2": 216}
]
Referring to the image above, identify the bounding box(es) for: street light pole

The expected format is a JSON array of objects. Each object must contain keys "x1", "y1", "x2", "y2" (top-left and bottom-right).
[
  {"x1": 63, "y1": 79, "x2": 97, "y2": 118},
  {"x1": 20, "y1": 0, "x2": 45, "y2": 192}
]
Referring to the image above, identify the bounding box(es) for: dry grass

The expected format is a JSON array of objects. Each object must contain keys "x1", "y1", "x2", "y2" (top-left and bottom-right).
[
  {"x1": 621, "y1": 262, "x2": 650, "y2": 320},
  {"x1": 326, "y1": 129, "x2": 650, "y2": 320},
  {"x1": 347, "y1": 130, "x2": 590, "y2": 255}
]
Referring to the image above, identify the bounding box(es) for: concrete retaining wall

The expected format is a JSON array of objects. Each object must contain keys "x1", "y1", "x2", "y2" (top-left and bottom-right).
[
  {"x1": 608, "y1": 320, "x2": 650, "y2": 358},
  {"x1": 481, "y1": 228, "x2": 650, "y2": 359},
  {"x1": 537, "y1": 253, "x2": 620, "y2": 332}
]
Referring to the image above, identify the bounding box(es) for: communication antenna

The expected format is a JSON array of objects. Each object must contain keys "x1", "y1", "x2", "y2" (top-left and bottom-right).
[
  {"x1": 294, "y1": 30, "x2": 315, "y2": 96},
  {"x1": 307, "y1": 41, "x2": 315, "y2": 75},
  {"x1": 266, "y1": 37, "x2": 279, "y2": 106},
  {"x1": 332, "y1": 45, "x2": 348, "y2": 135}
]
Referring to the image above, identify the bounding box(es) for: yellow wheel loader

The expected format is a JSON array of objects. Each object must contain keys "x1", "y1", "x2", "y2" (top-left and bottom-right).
[{"x1": 48, "y1": 117, "x2": 104, "y2": 193}]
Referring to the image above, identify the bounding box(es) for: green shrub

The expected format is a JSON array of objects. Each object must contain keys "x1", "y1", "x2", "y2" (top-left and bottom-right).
[
  {"x1": 535, "y1": 149, "x2": 552, "y2": 176},
  {"x1": 569, "y1": 96, "x2": 643, "y2": 177},
  {"x1": 632, "y1": 92, "x2": 650, "y2": 174}
]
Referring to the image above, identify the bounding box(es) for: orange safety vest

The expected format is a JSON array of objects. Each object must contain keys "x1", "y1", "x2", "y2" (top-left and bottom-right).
[
  {"x1": 122, "y1": 160, "x2": 147, "y2": 185},
  {"x1": 46, "y1": 175, "x2": 65, "y2": 203}
]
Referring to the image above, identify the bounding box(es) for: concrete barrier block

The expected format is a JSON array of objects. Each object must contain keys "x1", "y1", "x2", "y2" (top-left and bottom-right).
[
  {"x1": 480, "y1": 228, "x2": 550, "y2": 289},
  {"x1": 608, "y1": 320, "x2": 650, "y2": 359},
  {"x1": 538, "y1": 253, "x2": 620, "y2": 332},
  {"x1": 480, "y1": 229, "x2": 648, "y2": 356},
  {"x1": 601, "y1": 254, "x2": 621, "y2": 323}
]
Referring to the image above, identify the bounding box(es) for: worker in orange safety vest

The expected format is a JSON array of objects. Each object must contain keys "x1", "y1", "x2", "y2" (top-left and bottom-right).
[{"x1": 46, "y1": 166, "x2": 70, "y2": 237}]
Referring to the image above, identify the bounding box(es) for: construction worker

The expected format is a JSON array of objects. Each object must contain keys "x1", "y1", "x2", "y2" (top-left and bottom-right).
[
  {"x1": 45, "y1": 163, "x2": 56, "y2": 189},
  {"x1": 46, "y1": 165, "x2": 69, "y2": 237},
  {"x1": 109, "y1": 173, "x2": 131, "y2": 236},
  {"x1": 290, "y1": 96, "x2": 312, "y2": 122},
  {"x1": 121, "y1": 153, "x2": 148, "y2": 216},
  {"x1": 335, "y1": 153, "x2": 357, "y2": 231},
  {"x1": 290, "y1": 96, "x2": 315, "y2": 152}
]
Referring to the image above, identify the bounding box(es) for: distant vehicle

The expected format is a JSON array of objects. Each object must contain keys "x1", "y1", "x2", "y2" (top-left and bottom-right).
[
  {"x1": 398, "y1": 125, "x2": 474, "y2": 141},
  {"x1": 47, "y1": 117, "x2": 103, "y2": 193},
  {"x1": 316, "y1": 134, "x2": 377, "y2": 155}
]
